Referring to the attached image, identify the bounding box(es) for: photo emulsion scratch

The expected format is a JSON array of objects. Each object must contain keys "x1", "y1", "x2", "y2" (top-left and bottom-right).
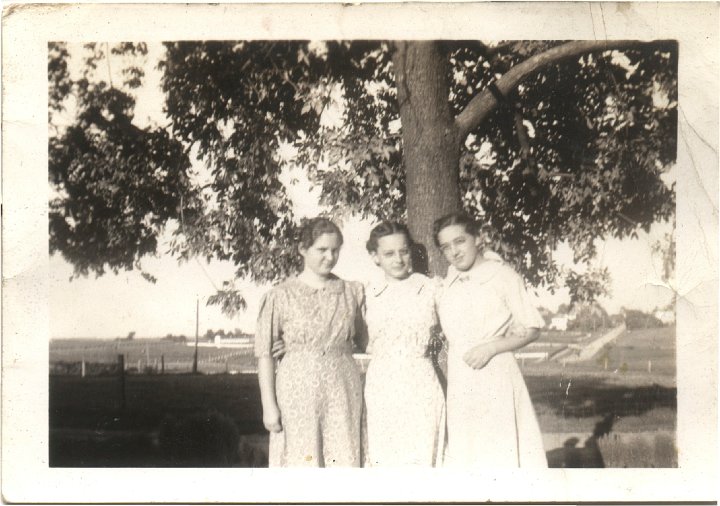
[{"x1": 2, "y1": 2, "x2": 718, "y2": 503}]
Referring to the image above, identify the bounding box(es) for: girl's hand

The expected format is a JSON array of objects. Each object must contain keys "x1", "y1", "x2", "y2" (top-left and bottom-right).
[
  {"x1": 463, "y1": 343, "x2": 497, "y2": 369},
  {"x1": 263, "y1": 404, "x2": 283, "y2": 433},
  {"x1": 271, "y1": 339, "x2": 286, "y2": 360}
]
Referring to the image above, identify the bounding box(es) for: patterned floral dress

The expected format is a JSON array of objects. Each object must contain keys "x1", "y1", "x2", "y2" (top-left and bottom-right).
[
  {"x1": 254, "y1": 276, "x2": 365, "y2": 467},
  {"x1": 436, "y1": 258, "x2": 548, "y2": 468},
  {"x1": 363, "y1": 273, "x2": 446, "y2": 467}
]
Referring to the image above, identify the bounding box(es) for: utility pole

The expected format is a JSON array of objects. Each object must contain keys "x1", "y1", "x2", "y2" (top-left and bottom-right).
[{"x1": 192, "y1": 297, "x2": 199, "y2": 374}]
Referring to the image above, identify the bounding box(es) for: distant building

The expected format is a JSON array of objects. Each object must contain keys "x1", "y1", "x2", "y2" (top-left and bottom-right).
[
  {"x1": 653, "y1": 310, "x2": 675, "y2": 325},
  {"x1": 214, "y1": 334, "x2": 253, "y2": 346},
  {"x1": 549, "y1": 316, "x2": 569, "y2": 331}
]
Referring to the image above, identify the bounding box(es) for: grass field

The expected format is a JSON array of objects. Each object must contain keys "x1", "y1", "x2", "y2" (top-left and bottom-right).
[
  {"x1": 522, "y1": 327, "x2": 676, "y2": 385},
  {"x1": 50, "y1": 338, "x2": 255, "y2": 374},
  {"x1": 50, "y1": 372, "x2": 676, "y2": 433},
  {"x1": 49, "y1": 368, "x2": 677, "y2": 467},
  {"x1": 51, "y1": 326, "x2": 676, "y2": 376},
  {"x1": 536, "y1": 329, "x2": 601, "y2": 344},
  {"x1": 49, "y1": 326, "x2": 677, "y2": 467},
  {"x1": 604, "y1": 327, "x2": 675, "y2": 375},
  {"x1": 50, "y1": 374, "x2": 264, "y2": 433}
]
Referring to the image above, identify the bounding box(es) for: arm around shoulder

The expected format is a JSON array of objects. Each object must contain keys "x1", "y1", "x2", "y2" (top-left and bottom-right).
[{"x1": 351, "y1": 281, "x2": 368, "y2": 352}]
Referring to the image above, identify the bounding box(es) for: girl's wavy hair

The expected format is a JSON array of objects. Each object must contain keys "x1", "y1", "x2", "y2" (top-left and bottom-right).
[
  {"x1": 365, "y1": 221, "x2": 414, "y2": 253},
  {"x1": 297, "y1": 217, "x2": 343, "y2": 251},
  {"x1": 432, "y1": 212, "x2": 480, "y2": 247}
]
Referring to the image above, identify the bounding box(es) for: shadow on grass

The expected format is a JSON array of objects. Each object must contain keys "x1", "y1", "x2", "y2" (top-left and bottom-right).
[
  {"x1": 49, "y1": 373, "x2": 676, "y2": 468},
  {"x1": 50, "y1": 430, "x2": 164, "y2": 467},
  {"x1": 529, "y1": 376, "x2": 678, "y2": 468},
  {"x1": 544, "y1": 413, "x2": 677, "y2": 468},
  {"x1": 50, "y1": 410, "x2": 269, "y2": 467},
  {"x1": 526, "y1": 375, "x2": 676, "y2": 419},
  {"x1": 545, "y1": 413, "x2": 613, "y2": 468}
]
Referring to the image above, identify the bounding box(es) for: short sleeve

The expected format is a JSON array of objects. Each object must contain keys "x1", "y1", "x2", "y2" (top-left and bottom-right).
[
  {"x1": 502, "y1": 267, "x2": 546, "y2": 329},
  {"x1": 254, "y1": 289, "x2": 282, "y2": 358}
]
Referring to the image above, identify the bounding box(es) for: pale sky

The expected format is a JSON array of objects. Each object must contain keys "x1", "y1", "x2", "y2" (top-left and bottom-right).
[
  {"x1": 48, "y1": 216, "x2": 674, "y2": 338},
  {"x1": 49, "y1": 42, "x2": 675, "y2": 338}
]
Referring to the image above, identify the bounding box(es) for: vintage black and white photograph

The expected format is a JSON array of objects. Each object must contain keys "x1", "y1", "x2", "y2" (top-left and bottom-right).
[{"x1": 3, "y1": 2, "x2": 718, "y2": 503}]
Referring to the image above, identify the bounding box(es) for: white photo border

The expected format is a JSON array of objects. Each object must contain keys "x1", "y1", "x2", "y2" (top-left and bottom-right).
[{"x1": 2, "y1": 2, "x2": 718, "y2": 502}]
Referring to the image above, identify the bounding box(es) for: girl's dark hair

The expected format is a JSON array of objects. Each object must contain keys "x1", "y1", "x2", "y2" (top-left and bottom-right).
[
  {"x1": 298, "y1": 217, "x2": 343, "y2": 250},
  {"x1": 432, "y1": 212, "x2": 479, "y2": 247},
  {"x1": 366, "y1": 221, "x2": 413, "y2": 253}
]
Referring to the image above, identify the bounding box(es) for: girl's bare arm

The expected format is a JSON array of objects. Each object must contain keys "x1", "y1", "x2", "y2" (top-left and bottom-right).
[
  {"x1": 257, "y1": 356, "x2": 282, "y2": 432},
  {"x1": 491, "y1": 326, "x2": 540, "y2": 354},
  {"x1": 463, "y1": 327, "x2": 539, "y2": 369}
]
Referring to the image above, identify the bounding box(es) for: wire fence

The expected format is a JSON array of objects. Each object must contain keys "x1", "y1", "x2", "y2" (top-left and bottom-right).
[{"x1": 50, "y1": 344, "x2": 258, "y2": 376}]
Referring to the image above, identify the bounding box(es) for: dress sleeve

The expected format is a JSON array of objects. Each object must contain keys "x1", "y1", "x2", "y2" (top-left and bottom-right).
[
  {"x1": 503, "y1": 267, "x2": 546, "y2": 329},
  {"x1": 254, "y1": 289, "x2": 282, "y2": 358}
]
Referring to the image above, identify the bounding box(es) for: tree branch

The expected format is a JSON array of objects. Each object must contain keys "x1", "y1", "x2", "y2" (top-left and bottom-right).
[
  {"x1": 484, "y1": 41, "x2": 518, "y2": 58},
  {"x1": 513, "y1": 108, "x2": 534, "y2": 173},
  {"x1": 455, "y1": 40, "x2": 651, "y2": 140}
]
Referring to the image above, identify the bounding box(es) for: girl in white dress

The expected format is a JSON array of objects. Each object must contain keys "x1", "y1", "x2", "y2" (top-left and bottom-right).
[
  {"x1": 363, "y1": 222, "x2": 446, "y2": 467},
  {"x1": 433, "y1": 212, "x2": 547, "y2": 468}
]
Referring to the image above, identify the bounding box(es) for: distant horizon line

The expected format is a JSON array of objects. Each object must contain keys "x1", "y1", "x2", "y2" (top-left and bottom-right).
[{"x1": 50, "y1": 334, "x2": 255, "y2": 340}]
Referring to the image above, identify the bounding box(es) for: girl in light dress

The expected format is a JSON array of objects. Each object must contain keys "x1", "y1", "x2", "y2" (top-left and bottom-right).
[
  {"x1": 255, "y1": 217, "x2": 366, "y2": 467},
  {"x1": 363, "y1": 221, "x2": 446, "y2": 467},
  {"x1": 433, "y1": 212, "x2": 548, "y2": 468}
]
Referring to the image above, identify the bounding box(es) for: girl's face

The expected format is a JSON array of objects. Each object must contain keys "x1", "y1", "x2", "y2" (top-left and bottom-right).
[
  {"x1": 371, "y1": 233, "x2": 412, "y2": 280},
  {"x1": 437, "y1": 224, "x2": 482, "y2": 272},
  {"x1": 300, "y1": 232, "x2": 342, "y2": 277}
]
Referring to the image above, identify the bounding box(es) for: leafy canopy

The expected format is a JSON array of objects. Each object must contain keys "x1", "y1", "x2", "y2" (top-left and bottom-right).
[
  {"x1": 49, "y1": 40, "x2": 676, "y2": 308},
  {"x1": 49, "y1": 42, "x2": 197, "y2": 281}
]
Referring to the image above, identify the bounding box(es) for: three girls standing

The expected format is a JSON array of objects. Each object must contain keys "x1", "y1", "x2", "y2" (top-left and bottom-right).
[{"x1": 256, "y1": 213, "x2": 547, "y2": 468}]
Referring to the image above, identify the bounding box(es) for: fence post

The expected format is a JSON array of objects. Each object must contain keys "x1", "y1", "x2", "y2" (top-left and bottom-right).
[
  {"x1": 118, "y1": 354, "x2": 126, "y2": 410},
  {"x1": 161, "y1": 355, "x2": 165, "y2": 375},
  {"x1": 81, "y1": 359, "x2": 86, "y2": 378},
  {"x1": 192, "y1": 297, "x2": 199, "y2": 374}
]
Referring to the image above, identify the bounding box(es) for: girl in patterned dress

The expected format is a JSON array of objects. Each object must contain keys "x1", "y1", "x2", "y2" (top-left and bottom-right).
[
  {"x1": 433, "y1": 212, "x2": 547, "y2": 468},
  {"x1": 363, "y1": 222, "x2": 446, "y2": 466},
  {"x1": 255, "y1": 218, "x2": 366, "y2": 467}
]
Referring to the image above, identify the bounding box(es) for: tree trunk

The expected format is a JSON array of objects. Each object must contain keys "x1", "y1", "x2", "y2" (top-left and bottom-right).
[{"x1": 393, "y1": 41, "x2": 461, "y2": 277}]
